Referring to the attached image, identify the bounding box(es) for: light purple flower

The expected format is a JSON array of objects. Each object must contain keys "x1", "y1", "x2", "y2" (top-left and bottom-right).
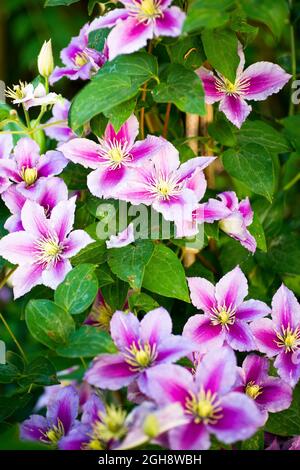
[
  {"x1": 84, "y1": 307, "x2": 194, "y2": 391},
  {"x1": 0, "y1": 137, "x2": 68, "y2": 199},
  {"x1": 106, "y1": 223, "x2": 135, "y2": 249},
  {"x1": 202, "y1": 191, "x2": 256, "y2": 253},
  {"x1": 6, "y1": 82, "x2": 58, "y2": 110},
  {"x1": 2, "y1": 177, "x2": 68, "y2": 232},
  {"x1": 142, "y1": 347, "x2": 264, "y2": 450},
  {"x1": 0, "y1": 134, "x2": 13, "y2": 194},
  {"x1": 183, "y1": 266, "x2": 271, "y2": 353},
  {"x1": 50, "y1": 24, "x2": 107, "y2": 85},
  {"x1": 118, "y1": 143, "x2": 215, "y2": 224},
  {"x1": 0, "y1": 197, "x2": 94, "y2": 298},
  {"x1": 20, "y1": 385, "x2": 79, "y2": 447},
  {"x1": 89, "y1": 0, "x2": 186, "y2": 60},
  {"x1": 234, "y1": 354, "x2": 292, "y2": 423},
  {"x1": 251, "y1": 284, "x2": 300, "y2": 387},
  {"x1": 197, "y1": 44, "x2": 291, "y2": 128},
  {"x1": 44, "y1": 99, "x2": 76, "y2": 143},
  {"x1": 60, "y1": 114, "x2": 164, "y2": 199}
]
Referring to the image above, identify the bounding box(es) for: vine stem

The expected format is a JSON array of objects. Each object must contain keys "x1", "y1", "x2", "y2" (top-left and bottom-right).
[
  {"x1": 289, "y1": 0, "x2": 296, "y2": 116},
  {"x1": 162, "y1": 102, "x2": 172, "y2": 138},
  {"x1": 0, "y1": 312, "x2": 28, "y2": 364},
  {"x1": 0, "y1": 266, "x2": 17, "y2": 290},
  {"x1": 140, "y1": 41, "x2": 153, "y2": 139}
]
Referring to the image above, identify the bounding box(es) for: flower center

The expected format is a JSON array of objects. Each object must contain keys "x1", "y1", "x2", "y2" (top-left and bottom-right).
[
  {"x1": 219, "y1": 215, "x2": 244, "y2": 237},
  {"x1": 185, "y1": 389, "x2": 223, "y2": 425},
  {"x1": 215, "y1": 75, "x2": 250, "y2": 97},
  {"x1": 245, "y1": 381, "x2": 262, "y2": 400},
  {"x1": 108, "y1": 147, "x2": 124, "y2": 164},
  {"x1": 98, "y1": 138, "x2": 133, "y2": 170},
  {"x1": 5, "y1": 81, "x2": 27, "y2": 101},
  {"x1": 84, "y1": 405, "x2": 127, "y2": 450},
  {"x1": 74, "y1": 51, "x2": 89, "y2": 67},
  {"x1": 124, "y1": 340, "x2": 157, "y2": 371},
  {"x1": 21, "y1": 167, "x2": 38, "y2": 186},
  {"x1": 43, "y1": 419, "x2": 65, "y2": 446},
  {"x1": 151, "y1": 175, "x2": 182, "y2": 201},
  {"x1": 130, "y1": 0, "x2": 163, "y2": 22},
  {"x1": 35, "y1": 234, "x2": 63, "y2": 267},
  {"x1": 211, "y1": 304, "x2": 236, "y2": 329},
  {"x1": 275, "y1": 324, "x2": 300, "y2": 352}
]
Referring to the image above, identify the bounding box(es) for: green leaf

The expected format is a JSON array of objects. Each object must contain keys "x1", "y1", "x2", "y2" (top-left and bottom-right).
[
  {"x1": 104, "y1": 98, "x2": 136, "y2": 133},
  {"x1": 266, "y1": 384, "x2": 300, "y2": 436},
  {"x1": 44, "y1": 0, "x2": 79, "y2": 6},
  {"x1": 0, "y1": 395, "x2": 31, "y2": 423},
  {"x1": 208, "y1": 116, "x2": 237, "y2": 147},
  {"x1": 236, "y1": 121, "x2": 290, "y2": 154},
  {"x1": 25, "y1": 300, "x2": 75, "y2": 350},
  {"x1": 102, "y1": 277, "x2": 129, "y2": 311},
  {"x1": 183, "y1": 0, "x2": 235, "y2": 33},
  {"x1": 54, "y1": 264, "x2": 98, "y2": 315},
  {"x1": 88, "y1": 28, "x2": 110, "y2": 51},
  {"x1": 240, "y1": 430, "x2": 264, "y2": 450},
  {"x1": 248, "y1": 212, "x2": 267, "y2": 252},
  {"x1": 18, "y1": 357, "x2": 58, "y2": 387},
  {"x1": 56, "y1": 326, "x2": 116, "y2": 358},
  {"x1": 71, "y1": 240, "x2": 107, "y2": 266},
  {"x1": 153, "y1": 64, "x2": 205, "y2": 115},
  {"x1": 202, "y1": 28, "x2": 239, "y2": 83},
  {"x1": 0, "y1": 363, "x2": 20, "y2": 384},
  {"x1": 240, "y1": 0, "x2": 289, "y2": 38},
  {"x1": 70, "y1": 52, "x2": 158, "y2": 130},
  {"x1": 282, "y1": 115, "x2": 300, "y2": 152},
  {"x1": 166, "y1": 36, "x2": 205, "y2": 69},
  {"x1": 128, "y1": 292, "x2": 159, "y2": 314},
  {"x1": 142, "y1": 244, "x2": 190, "y2": 302},
  {"x1": 222, "y1": 144, "x2": 274, "y2": 201},
  {"x1": 268, "y1": 233, "x2": 300, "y2": 276},
  {"x1": 62, "y1": 162, "x2": 89, "y2": 190},
  {"x1": 108, "y1": 240, "x2": 154, "y2": 289}
]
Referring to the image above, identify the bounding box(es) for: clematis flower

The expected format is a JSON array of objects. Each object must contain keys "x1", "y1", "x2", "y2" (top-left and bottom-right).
[
  {"x1": 50, "y1": 24, "x2": 107, "y2": 85},
  {"x1": 142, "y1": 347, "x2": 264, "y2": 450},
  {"x1": 118, "y1": 143, "x2": 215, "y2": 225},
  {"x1": 84, "y1": 289, "x2": 114, "y2": 330},
  {"x1": 44, "y1": 99, "x2": 76, "y2": 143},
  {"x1": 106, "y1": 223, "x2": 135, "y2": 249},
  {"x1": 0, "y1": 197, "x2": 94, "y2": 298},
  {"x1": 88, "y1": 1, "x2": 186, "y2": 60},
  {"x1": 0, "y1": 137, "x2": 68, "y2": 199},
  {"x1": 251, "y1": 284, "x2": 300, "y2": 387},
  {"x1": 2, "y1": 177, "x2": 68, "y2": 232},
  {"x1": 20, "y1": 386, "x2": 79, "y2": 447},
  {"x1": 183, "y1": 266, "x2": 271, "y2": 352},
  {"x1": 5, "y1": 81, "x2": 58, "y2": 110},
  {"x1": 197, "y1": 44, "x2": 291, "y2": 128},
  {"x1": 0, "y1": 134, "x2": 13, "y2": 194},
  {"x1": 60, "y1": 114, "x2": 164, "y2": 199},
  {"x1": 234, "y1": 354, "x2": 292, "y2": 423},
  {"x1": 84, "y1": 307, "x2": 194, "y2": 391},
  {"x1": 202, "y1": 191, "x2": 256, "y2": 253}
]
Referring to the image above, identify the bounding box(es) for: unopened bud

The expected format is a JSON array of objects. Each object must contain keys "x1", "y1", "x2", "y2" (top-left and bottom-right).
[{"x1": 38, "y1": 40, "x2": 54, "y2": 78}]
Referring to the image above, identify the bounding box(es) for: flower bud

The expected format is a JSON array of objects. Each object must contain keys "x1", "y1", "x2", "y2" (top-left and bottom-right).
[
  {"x1": 38, "y1": 40, "x2": 54, "y2": 78},
  {"x1": 143, "y1": 414, "x2": 159, "y2": 439}
]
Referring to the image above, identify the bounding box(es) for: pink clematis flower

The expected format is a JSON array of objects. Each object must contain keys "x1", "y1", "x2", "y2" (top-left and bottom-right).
[
  {"x1": 2, "y1": 177, "x2": 68, "y2": 233},
  {"x1": 0, "y1": 197, "x2": 94, "y2": 298},
  {"x1": 0, "y1": 137, "x2": 68, "y2": 199},
  {"x1": 59, "y1": 114, "x2": 164, "y2": 199},
  {"x1": 183, "y1": 266, "x2": 271, "y2": 353},
  {"x1": 88, "y1": 0, "x2": 186, "y2": 60},
  {"x1": 197, "y1": 44, "x2": 291, "y2": 128},
  {"x1": 44, "y1": 99, "x2": 76, "y2": 144},
  {"x1": 0, "y1": 134, "x2": 14, "y2": 194},
  {"x1": 106, "y1": 223, "x2": 135, "y2": 249},
  {"x1": 6, "y1": 82, "x2": 58, "y2": 110},
  {"x1": 202, "y1": 191, "x2": 256, "y2": 253},
  {"x1": 118, "y1": 143, "x2": 215, "y2": 225},
  {"x1": 251, "y1": 284, "x2": 300, "y2": 387}
]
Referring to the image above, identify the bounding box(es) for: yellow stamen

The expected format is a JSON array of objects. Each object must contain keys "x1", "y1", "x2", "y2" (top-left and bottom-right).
[
  {"x1": 22, "y1": 167, "x2": 38, "y2": 186},
  {"x1": 245, "y1": 381, "x2": 262, "y2": 400},
  {"x1": 74, "y1": 52, "x2": 89, "y2": 67},
  {"x1": 124, "y1": 340, "x2": 157, "y2": 371},
  {"x1": 186, "y1": 389, "x2": 223, "y2": 425}
]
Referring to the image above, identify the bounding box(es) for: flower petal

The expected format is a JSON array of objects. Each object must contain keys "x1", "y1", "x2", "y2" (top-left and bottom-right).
[
  {"x1": 241, "y1": 62, "x2": 291, "y2": 101},
  {"x1": 13, "y1": 137, "x2": 40, "y2": 169},
  {"x1": 81, "y1": 394, "x2": 105, "y2": 424},
  {"x1": 130, "y1": 135, "x2": 165, "y2": 163},
  {"x1": 106, "y1": 223, "x2": 134, "y2": 249},
  {"x1": 63, "y1": 230, "x2": 94, "y2": 258},
  {"x1": 176, "y1": 156, "x2": 216, "y2": 182},
  {"x1": 169, "y1": 421, "x2": 210, "y2": 451},
  {"x1": 0, "y1": 231, "x2": 37, "y2": 265},
  {"x1": 187, "y1": 277, "x2": 216, "y2": 312},
  {"x1": 59, "y1": 424, "x2": 90, "y2": 450},
  {"x1": 227, "y1": 320, "x2": 256, "y2": 352},
  {"x1": 47, "y1": 385, "x2": 79, "y2": 434},
  {"x1": 242, "y1": 354, "x2": 269, "y2": 384},
  {"x1": 107, "y1": 17, "x2": 153, "y2": 60},
  {"x1": 12, "y1": 263, "x2": 43, "y2": 299},
  {"x1": 271, "y1": 283, "x2": 300, "y2": 330},
  {"x1": 59, "y1": 138, "x2": 101, "y2": 169},
  {"x1": 37, "y1": 151, "x2": 68, "y2": 177},
  {"x1": 152, "y1": 140, "x2": 180, "y2": 176},
  {"x1": 20, "y1": 415, "x2": 49, "y2": 443},
  {"x1": 236, "y1": 299, "x2": 271, "y2": 322},
  {"x1": 140, "y1": 307, "x2": 172, "y2": 346},
  {"x1": 110, "y1": 310, "x2": 140, "y2": 351},
  {"x1": 219, "y1": 95, "x2": 252, "y2": 128},
  {"x1": 156, "y1": 335, "x2": 194, "y2": 364},
  {"x1": 88, "y1": 8, "x2": 130, "y2": 32},
  {"x1": 238, "y1": 197, "x2": 253, "y2": 226},
  {"x1": 218, "y1": 191, "x2": 239, "y2": 210},
  {"x1": 21, "y1": 199, "x2": 51, "y2": 238},
  {"x1": 196, "y1": 67, "x2": 224, "y2": 104},
  {"x1": 250, "y1": 318, "x2": 280, "y2": 357},
  {"x1": 84, "y1": 353, "x2": 138, "y2": 390},
  {"x1": 104, "y1": 114, "x2": 139, "y2": 148},
  {"x1": 215, "y1": 266, "x2": 248, "y2": 310},
  {"x1": 153, "y1": 7, "x2": 186, "y2": 38},
  {"x1": 0, "y1": 133, "x2": 13, "y2": 159},
  {"x1": 42, "y1": 259, "x2": 72, "y2": 290},
  {"x1": 183, "y1": 314, "x2": 225, "y2": 353},
  {"x1": 87, "y1": 165, "x2": 128, "y2": 198},
  {"x1": 203, "y1": 198, "x2": 231, "y2": 223},
  {"x1": 50, "y1": 196, "x2": 76, "y2": 241},
  {"x1": 256, "y1": 377, "x2": 292, "y2": 413},
  {"x1": 37, "y1": 177, "x2": 69, "y2": 211},
  {"x1": 274, "y1": 351, "x2": 300, "y2": 388}
]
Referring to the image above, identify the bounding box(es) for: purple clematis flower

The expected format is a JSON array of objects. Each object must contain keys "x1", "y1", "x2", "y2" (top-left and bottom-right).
[
  {"x1": 44, "y1": 99, "x2": 76, "y2": 143},
  {"x1": 20, "y1": 386, "x2": 79, "y2": 447},
  {"x1": 183, "y1": 266, "x2": 271, "y2": 352},
  {"x1": 2, "y1": 177, "x2": 68, "y2": 232},
  {"x1": 60, "y1": 114, "x2": 164, "y2": 199},
  {"x1": 89, "y1": 1, "x2": 186, "y2": 60},
  {"x1": 6, "y1": 82, "x2": 58, "y2": 110},
  {"x1": 0, "y1": 134, "x2": 13, "y2": 194},
  {"x1": 118, "y1": 143, "x2": 215, "y2": 224},
  {"x1": 50, "y1": 24, "x2": 107, "y2": 85},
  {"x1": 234, "y1": 354, "x2": 292, "y2": 423},
  {"x1": 202, "y1": 191, "x2": 256, "y2": 253},
  {"x1": 197, "y1": 44, "x2": 291, "y2": 128},
  {"x1": 84, "y1": 307, "x2": 194, "y2": 391},
  {"x1": 251, "y1": 284, "x2": 300, "y2": 387},
  {"x1": 0, "y1": 137, "x2": 68, "y2": 199},
  {"x1": 59, "y1": 394, "x2": 126, "y2": 450},
  {"x1": 0, "y1": 197, "x2": 94, "y2": 298},
  {"x1": 142, "y1": 347, "x2": 264, "y2": 450}
]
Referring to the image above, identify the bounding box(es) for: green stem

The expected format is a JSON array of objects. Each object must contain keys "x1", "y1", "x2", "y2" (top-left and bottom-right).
[
  {"x1": 22, "y1": 105, "x2": 31, "y2": 129},
  {"x1": 289, "y1": 0, "x2": 297, "y2": 116},
  {"x1": 0, "y1": 266, "x2": 17, "y2": 290},
  {"x1": 0, "y1": 312, "x2": 28, "y2": 364},
  {"x1": 284, "y1": 172, "x2": 300, "y2": 191}
]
